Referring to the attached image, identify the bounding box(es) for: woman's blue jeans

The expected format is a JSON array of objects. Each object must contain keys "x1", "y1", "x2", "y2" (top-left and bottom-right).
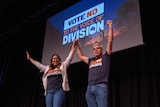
[
  {"x1": 85, "y1": 83, "x2": 108, "y2": 107},
  {"x1": 45, "y1": 88, "x2": 66, "y2": 107}
]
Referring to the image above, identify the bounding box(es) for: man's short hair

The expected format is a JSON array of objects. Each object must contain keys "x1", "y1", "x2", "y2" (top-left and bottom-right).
[{"x1": 93, "y1": 42, "x2": 102, "y2": 48}]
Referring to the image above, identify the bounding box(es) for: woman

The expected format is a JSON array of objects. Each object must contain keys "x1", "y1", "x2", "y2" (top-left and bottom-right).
[{"x1": 26, "y1": 40, "x2": 77, "y2": 107}]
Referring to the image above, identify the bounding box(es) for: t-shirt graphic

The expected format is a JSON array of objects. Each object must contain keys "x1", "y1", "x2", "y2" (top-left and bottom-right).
[{"x1": 89, "y1": 58, "x2": 102, "y2": 68}]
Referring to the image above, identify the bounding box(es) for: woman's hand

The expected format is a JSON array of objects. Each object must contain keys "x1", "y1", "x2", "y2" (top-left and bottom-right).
[{"x1": 26, "y1": 51, "x2": 30, "y2": 60}]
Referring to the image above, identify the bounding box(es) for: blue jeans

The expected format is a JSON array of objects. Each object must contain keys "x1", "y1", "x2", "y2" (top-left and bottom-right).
[
  {"x1": 85, "y1": 83, "x2": 108, "y2": 107},
  {"x1": 45, "y1": 88, "x2": 66, "y2": 107}
]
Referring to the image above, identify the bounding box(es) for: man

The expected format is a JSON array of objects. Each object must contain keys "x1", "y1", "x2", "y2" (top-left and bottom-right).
[{"x1": 76, "y1": 20, "x2": 113, "y2": 107}]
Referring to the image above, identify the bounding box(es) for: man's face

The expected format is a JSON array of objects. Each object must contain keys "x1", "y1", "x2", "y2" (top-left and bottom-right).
[{"x1": 92, "y1": 44, "x2": 103, "y2": 57}]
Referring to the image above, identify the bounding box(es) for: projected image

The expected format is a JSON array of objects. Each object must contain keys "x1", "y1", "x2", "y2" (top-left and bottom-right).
[{"x1": 42, "y1": 0, "x2": 143, "y2": 64}]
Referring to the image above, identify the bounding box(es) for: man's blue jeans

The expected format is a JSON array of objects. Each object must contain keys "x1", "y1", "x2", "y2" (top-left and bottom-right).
[
  {"x1": 85, "y1": 83, "x2": 108, "y2": 107},
  {"x1": 45, "y1": 88, "x2": 66, "y2": 107}
]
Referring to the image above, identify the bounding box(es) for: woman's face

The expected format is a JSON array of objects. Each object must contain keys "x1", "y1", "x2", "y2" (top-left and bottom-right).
[{"x1": 51, "y1": 55, "x2": 61, "y2": 66}]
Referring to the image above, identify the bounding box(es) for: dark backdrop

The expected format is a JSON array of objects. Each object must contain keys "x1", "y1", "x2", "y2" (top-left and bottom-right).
[{"x1": 0, "y1": 0, "x2": 160, "y2": 107}]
